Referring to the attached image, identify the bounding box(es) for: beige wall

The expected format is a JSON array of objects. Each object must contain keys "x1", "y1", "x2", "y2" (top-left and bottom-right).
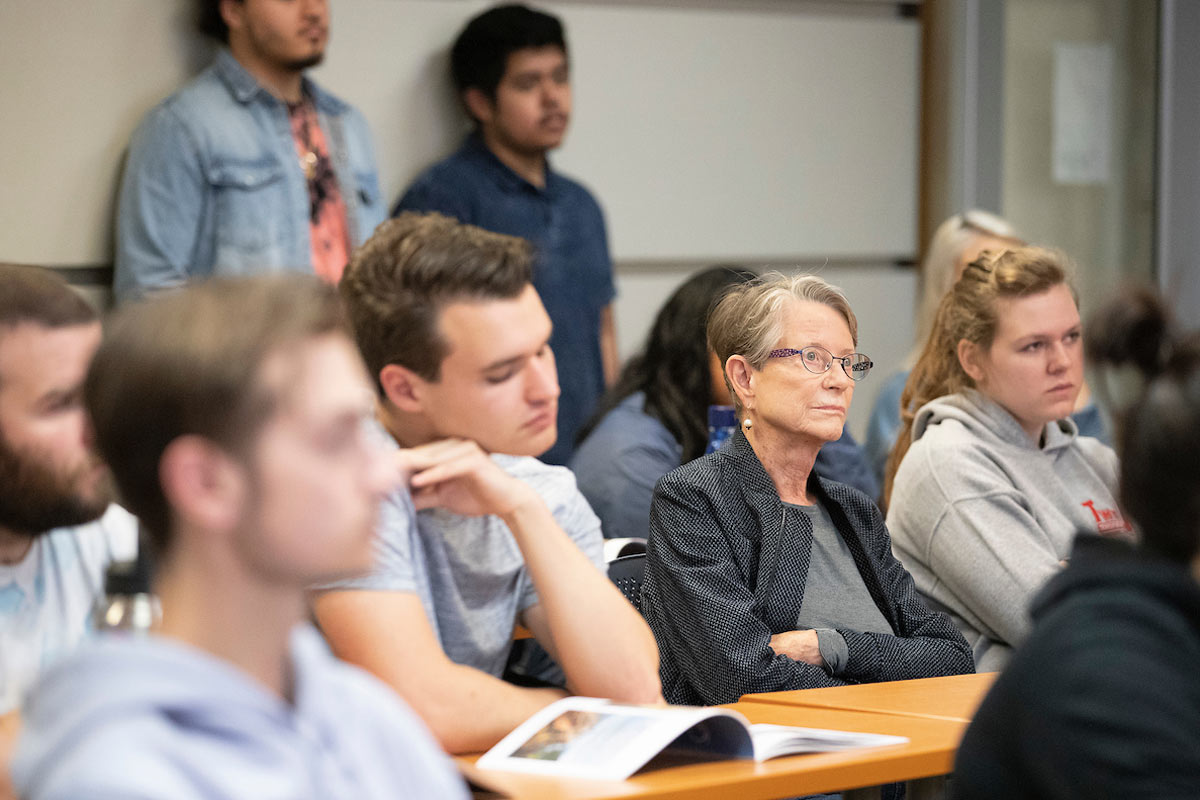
[
  {"x1": 0, "y1": 0, "x2": 923, "y2": 438},
  {"x1": 0, "y1": 0, "x2": 919, "y2": 265},
  {"x1": 1001, "y1": 0, "x2": 1157, "y2": 315}
]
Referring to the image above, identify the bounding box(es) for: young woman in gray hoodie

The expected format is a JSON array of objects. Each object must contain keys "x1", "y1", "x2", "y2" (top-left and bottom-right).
[{"x1": 884, "y1": 247, "x2": 1131, "y2": 672}]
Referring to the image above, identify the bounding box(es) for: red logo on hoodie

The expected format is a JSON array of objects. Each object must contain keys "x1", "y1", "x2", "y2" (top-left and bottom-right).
[{"x1": 1081, "y1": 500, "x2": 1132, "y2": 535}]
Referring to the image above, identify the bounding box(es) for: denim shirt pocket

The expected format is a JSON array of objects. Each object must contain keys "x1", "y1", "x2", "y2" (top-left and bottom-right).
[
  {"x1": 206, "y1": 158, "x2": 292, "y2": 271},
  {"x1": 351, "y1": 168, "x2": 384, "y2": 243},
  {"x1": 355, "y1": 169, "x2": 381, "y2": 210}
]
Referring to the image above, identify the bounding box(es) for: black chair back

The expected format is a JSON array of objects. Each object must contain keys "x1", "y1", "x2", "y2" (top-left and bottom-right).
[{"x1": 607, "y1": 553, "x2": 646, "y2": 613}]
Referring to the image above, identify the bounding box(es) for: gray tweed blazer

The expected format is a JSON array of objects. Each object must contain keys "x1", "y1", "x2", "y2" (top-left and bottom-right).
[{"x1": 641, "y1": 429, "x2": 974, "y2": 705}]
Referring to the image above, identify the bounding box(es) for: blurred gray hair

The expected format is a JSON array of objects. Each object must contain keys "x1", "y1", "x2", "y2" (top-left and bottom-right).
[{"x1": 913, "y1": 210, "x2": 1023, "y2": 361}]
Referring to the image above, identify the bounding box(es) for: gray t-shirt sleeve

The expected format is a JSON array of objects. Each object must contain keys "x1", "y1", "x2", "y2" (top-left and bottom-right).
[
  {"x1": 814, "y1": 628, "x2": 849, "y2": 674},
  {"x1": 322, "y1": 488, "x2": 418, "y2": 593},
  {"x1": 516, "y1": 466, "x2": 606, "y2": 613}
]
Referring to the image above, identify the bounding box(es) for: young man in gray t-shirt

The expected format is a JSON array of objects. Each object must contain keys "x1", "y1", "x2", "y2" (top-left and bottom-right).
[{"x1": 314, "y1": 212, "x2": 661, "y2": 754}]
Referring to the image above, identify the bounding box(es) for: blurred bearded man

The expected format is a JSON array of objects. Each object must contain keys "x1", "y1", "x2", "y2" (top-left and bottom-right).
[{"x1": 0, "y1": 265, "x2": 136, "y2": 798}]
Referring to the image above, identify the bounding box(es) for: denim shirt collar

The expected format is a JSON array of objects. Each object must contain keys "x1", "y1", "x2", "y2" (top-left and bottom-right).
[
  {"x1": 213, "y1": 48, "x2": 348, "y2": 115},
  {"x1": 461, "y1": 132, "x2": 562, "y2": 198}
]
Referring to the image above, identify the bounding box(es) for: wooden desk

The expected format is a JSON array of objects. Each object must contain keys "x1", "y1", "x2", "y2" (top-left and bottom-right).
[
  {"x1": 459, "y1": 703, "x2": 966, "y2": 800},
  {"x1": 739, "y1": 673, "x2": 997, "y2": 723}
]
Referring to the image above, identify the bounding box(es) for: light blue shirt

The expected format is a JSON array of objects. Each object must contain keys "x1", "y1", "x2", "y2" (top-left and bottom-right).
[
  {"x1": 864, "y1": 369, "x2": 909, "y2": 489},
  {"x1": 114, "y1": 48, "x2": 384, "y2": 301},
  {"x1": 0, "y1": 505, "x2": 137, "y2": 713},
  {"x1": 571, "y1": 392, "x2": 682, "y2": 541},
  {"x1": 13, "y1": 625, "x2": 468, "y2": 800}
]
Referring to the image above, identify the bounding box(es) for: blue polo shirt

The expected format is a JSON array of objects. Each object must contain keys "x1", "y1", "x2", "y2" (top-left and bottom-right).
[{"x1": 393, "y1": 134, "x2": 616, "y2": 465}]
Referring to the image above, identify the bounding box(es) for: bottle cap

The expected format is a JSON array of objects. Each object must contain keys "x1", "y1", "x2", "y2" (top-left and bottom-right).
[
  {"x1": 708, "y1": 405, "x2": 736, "y2": 428},
  {"x1": 104, "y1": 547, "x2": 154, "y2": 596}
]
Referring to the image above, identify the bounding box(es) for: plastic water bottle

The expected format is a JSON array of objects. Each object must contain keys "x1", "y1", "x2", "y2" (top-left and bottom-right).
[
  {"x1": 706, "y1": 405, "x2": 737, "y2": 454},
  {"x1": 93, "y1": 544, "x2": 160, "y2": 634}
]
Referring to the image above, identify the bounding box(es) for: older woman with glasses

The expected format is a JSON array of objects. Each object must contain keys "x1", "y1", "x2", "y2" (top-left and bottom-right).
[{"x1": 641, "y1": 273, "x2": 973, "y2": 707}]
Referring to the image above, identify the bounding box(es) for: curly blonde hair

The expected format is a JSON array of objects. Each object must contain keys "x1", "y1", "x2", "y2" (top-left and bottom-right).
[{"x1": 884, "y1": 246, "x2": 1076, "y2": 504}]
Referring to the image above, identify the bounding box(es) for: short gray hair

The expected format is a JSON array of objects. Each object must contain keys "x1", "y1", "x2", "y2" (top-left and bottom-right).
[{"x1": 707, "y1": 272, "x2": 858, "y2": 417}]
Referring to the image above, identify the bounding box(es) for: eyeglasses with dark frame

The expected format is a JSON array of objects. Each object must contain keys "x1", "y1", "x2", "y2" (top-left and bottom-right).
[{"x1": 767, "y1": 345, "x2": 874, "y2": 381}]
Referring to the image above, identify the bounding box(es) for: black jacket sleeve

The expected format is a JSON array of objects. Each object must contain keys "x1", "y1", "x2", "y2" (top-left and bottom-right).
[
  {"x1": 642, "y1": 474, "x2": 848, "y2": 705},
  {"x1": 832, "y1": 493, "x2": 975, "y2": 682}
]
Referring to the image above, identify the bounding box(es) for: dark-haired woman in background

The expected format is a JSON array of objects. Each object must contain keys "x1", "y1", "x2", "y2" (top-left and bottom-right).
[
  {"x1": 953, "y1": 288, "x2": 1200, "y2": 798},
  {"x1": 571, "y1": 266, "x2": 878, "y2": 541}
]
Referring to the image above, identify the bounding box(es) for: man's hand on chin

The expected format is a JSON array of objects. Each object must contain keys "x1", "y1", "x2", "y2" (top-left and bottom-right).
[{"x1": 398, "y1": 438, "x2": 536, "y2": 518}]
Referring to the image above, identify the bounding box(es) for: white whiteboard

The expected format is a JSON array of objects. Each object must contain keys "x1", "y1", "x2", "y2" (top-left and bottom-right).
[
  {"x1": 0, "y1": 0, "x2": 918, "y2": 266},
  {"x1": 553, "y1": 4, "x2": 920, "y2": 260}
]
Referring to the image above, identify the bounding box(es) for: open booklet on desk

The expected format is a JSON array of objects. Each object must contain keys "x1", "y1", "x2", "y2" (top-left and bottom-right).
[{"x1": 476, "y1": 696, "x2": 908, "y2": 780}]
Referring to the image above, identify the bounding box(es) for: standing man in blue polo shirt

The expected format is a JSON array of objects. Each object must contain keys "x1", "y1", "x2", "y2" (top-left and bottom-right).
[{"x1": 394, "y1": 4, "x2": 617, "y2": 465}]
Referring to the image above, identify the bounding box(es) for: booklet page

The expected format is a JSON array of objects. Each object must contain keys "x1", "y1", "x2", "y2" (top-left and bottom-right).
[
  {"x1": 477, "y1": 697, "x2": 910, "y2": 779},
  {"x1": 749, "y1": 723, "x2": 908, "y2": 761},
  {"x1": 477, "y1": 697, "x2": 747, "y2": 780}
]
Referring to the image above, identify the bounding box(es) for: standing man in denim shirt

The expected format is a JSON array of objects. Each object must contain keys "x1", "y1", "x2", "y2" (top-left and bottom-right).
[
  {"x1": 114, "y1": 0, "x2": 384, "y2": 302},
  {"x1": 394, "y1": 4, "x2": 617, "y2": 466}
]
